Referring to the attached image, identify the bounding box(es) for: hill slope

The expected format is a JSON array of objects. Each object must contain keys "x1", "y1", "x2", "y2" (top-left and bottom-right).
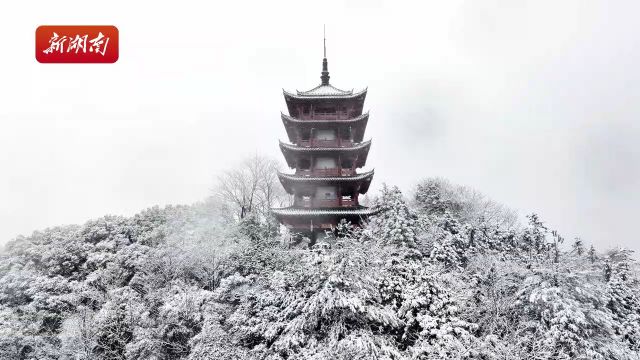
[{"x1": 1, "y1": 180, "x2": 639, "y2": 359}]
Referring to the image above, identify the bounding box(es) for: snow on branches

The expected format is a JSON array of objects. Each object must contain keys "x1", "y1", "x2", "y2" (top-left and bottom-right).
[{"x1": 0, "y1": 180, "x2": 638, "y2": 359}]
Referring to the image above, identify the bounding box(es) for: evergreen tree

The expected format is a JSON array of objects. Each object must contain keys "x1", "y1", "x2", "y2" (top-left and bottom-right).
[
  {"x1": 521, "y1": 213, "x2": 548, "y2": 260},
  {"x1": 429, "y1": 212, "x2": 469, "y2": 269},
  {"x1": 414, "y1": 178, "x2": 462, "y2": 218},
  {"x1": 572, "y1": 238, "x2": 585, "y2": 256},
  {"x1": 1, "y1": 181, "x2": 639, "y2": 359},
  {"x1": 588, "y1": 245, "x2": 597, "y2": 263},
  {"x1": 369, "y1": 184, "x2": 418, "y2": 247}
]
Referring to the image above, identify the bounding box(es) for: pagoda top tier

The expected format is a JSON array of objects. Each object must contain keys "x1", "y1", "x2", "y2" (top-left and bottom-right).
[
  {"x1": 283, "y1": 44, "x2": 366, "y2": 102},
  {"x1": 299, "y1": 83, "x2": 352, "y2": 97},
  {"x1": 283, "y1": 86, "x2": 367, "y2": 101}
]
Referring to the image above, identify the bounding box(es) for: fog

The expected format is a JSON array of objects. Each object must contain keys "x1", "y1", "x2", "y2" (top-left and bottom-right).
[{"x1": 1, "y1": 0, "x2": 638, "y2": 254}]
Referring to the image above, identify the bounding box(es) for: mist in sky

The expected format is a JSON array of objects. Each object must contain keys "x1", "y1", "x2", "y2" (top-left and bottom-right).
[{"x1": 0, "y1": 0, "x2": 638, "y2": 254}]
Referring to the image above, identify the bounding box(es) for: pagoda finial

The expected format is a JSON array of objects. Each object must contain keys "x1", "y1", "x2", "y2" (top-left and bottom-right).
[
  {"x1": 321, "y1": 25, "x2": 330, "y2": 85},
  {"x1": 323, "y1": 24, "x2": 326, "y2": 58}
]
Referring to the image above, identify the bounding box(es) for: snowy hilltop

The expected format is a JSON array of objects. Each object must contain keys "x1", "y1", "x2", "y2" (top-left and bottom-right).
[{"x1": 1, "y1": 174, "x2": 639, "y2": 359}]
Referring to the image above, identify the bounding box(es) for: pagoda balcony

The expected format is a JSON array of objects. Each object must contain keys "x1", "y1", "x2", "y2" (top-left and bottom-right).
[
  {"x1": 297, "y1": 138, "x2": 354, "y2": 148},
  {"x1": 295, "y1": 168, "x2": 356, "y2": 177},
  {"x1": 298, "y1": 111, "x2": 351, "y2": 120},
  {"x1": 296, "y1": 198, "x2": 358, "y2": 208}
]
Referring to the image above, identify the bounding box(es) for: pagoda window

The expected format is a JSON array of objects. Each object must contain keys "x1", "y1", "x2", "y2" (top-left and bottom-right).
[
  {"x1": 316, "y1": 186, "x2": 337, "y2": 200},
  {"x1": 315, "y1": 157, "x2": 336, "y2": 169},
  {"x1": 315, "y1": 129, "x2": 335, "y2": 140}
]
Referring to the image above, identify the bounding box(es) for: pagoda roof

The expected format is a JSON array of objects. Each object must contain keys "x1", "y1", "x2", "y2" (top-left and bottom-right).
[
  {"x1": 280, "y1": 140, "x2": 371, "y2": 168},
  {"x1": 283, "y1": 86, "x2": 368, "y2": 101},
  {"x1": 278, "y1": 169, "x2": 374, "y2": 182},
  {"x1": 279, "y1": 139, "x2": 371, "y2": 152},
  {"x1": 298, "y1": 83, "x2": 353, "y2": 96},
  {"x1": 278, "y1": 170, "x2": 375, "y2": 194},
  {"x1": 281, "y1": 112, "x2": 369, "y2": 143},
  {"x1": 280, "y1": 111, "x2": 369, "y2": 125},
  {"x1": 279, "y1": 139, "x2": 371, "y2": 168},
  {"x1": 271, "y1": 207, "x2": 377, "y2": 217}
]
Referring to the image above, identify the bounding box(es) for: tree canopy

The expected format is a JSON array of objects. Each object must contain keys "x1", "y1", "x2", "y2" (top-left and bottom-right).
[{"x1": 1, "y1": 177, "x2": 638, "y2": 359}]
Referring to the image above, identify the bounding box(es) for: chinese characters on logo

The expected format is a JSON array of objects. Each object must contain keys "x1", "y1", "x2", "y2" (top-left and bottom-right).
[
  {"x1": 36, "y1": 26, "x2": 118, "y2": 63},
  {"x1": 42, "y1": 32, "x2": 109, "y2": 55}
]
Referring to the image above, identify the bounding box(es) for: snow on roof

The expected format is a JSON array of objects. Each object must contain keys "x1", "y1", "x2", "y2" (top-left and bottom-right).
[
  {"x1": 297, "y1": 84, "x2": 353, "y2": 96},
  {"x1": 280, "y1": 112, "x2": 369, "y2": 124},
  {"x1": 278, "y1": 170, "x2": 374, "y2": 182},
  {"x1": 271, "y1": 207, "x2": 377, "y2": 217},
  {"x1": 283, "y1": 87, "x2": 368, "y2": 100},
  {"x1": 279, "y1": 139, "x2": 371, "y2": 152}
]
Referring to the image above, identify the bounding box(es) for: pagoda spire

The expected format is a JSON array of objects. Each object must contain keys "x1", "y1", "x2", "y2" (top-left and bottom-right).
[{"x1": 321, "y1": 25, "x2": 330, "y2": 85}]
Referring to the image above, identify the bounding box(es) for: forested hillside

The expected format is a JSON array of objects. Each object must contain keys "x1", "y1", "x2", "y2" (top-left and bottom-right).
[{"x1": 1, "y1": 177, "x2": 639, "y2": 359}]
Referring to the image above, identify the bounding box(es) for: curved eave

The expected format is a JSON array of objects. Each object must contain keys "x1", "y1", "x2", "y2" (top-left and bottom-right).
[
  {"x1": 271, "y1": 207, "x2": 378, "y2": 218},
  {"x1": 280, "y1": 139, "x2": 371, "y2": 152},
  {"x1": 278, "y1": 170, "x2": 375, "y2": 194},
  {"x1": 279, "y1": 140, "x2": 372, "y2": 168},
  {"x1": 296, "y1": 83, "x2": 354, "y2": 96},
  {"x1": 281, "y1": 111, "x2": 369, "y2": 125},
  {"x1": 283, "y1": 87, "x2": 368, "y2": 101},
  {"x1": 281, "y1": 112, "x2": 369, "y2": 143}
]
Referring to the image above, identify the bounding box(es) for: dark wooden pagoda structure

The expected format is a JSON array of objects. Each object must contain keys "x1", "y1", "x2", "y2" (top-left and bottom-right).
[{"x1": 272, "y1": 36, "x2": 375, "y2": 243}]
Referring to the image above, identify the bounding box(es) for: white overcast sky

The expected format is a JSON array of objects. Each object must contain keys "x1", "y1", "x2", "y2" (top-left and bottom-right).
[{"x1": 0, "y1": 0, "x2": 638, "y2": 254}]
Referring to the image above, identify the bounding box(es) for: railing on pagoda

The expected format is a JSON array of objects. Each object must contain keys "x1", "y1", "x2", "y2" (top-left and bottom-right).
[
  {"x1": 296, "y1": 198, "x2": 358, "y2": 208},
  {"x1": 298, "y1": 111, "x2": 351, "y2": 120},
  {"x1": 297, "y1": 138, "x2": 354, "y2": 148},
  {"x1": 295, "y1": 168, "x2": 356, "y2": 177}
]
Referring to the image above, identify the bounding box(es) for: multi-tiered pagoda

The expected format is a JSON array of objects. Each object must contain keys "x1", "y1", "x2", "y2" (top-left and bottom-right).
[{"x1": 272, "y1": 41, "x2": 375, "y2": 243}]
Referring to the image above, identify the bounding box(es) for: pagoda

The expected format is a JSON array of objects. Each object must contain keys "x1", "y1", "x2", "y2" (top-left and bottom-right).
[{"x1": 272, "y1": 36, "x2": 375, "y2": 243}]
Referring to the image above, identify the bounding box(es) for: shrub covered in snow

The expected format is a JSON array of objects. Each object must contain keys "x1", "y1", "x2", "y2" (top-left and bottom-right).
[{"x1": 1, "y1": 179, "x2": 639, "y2": 359}]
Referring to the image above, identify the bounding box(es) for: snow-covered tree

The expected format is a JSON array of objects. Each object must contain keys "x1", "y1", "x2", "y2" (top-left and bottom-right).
[
  {"x1": 369, "y1": 184, "x2": 418, "y2": 247},
  {"x1": 1, "y1": 179, "x2": 639, "y2": 359},
  {"x1": 414, "y1": 177, "x2": 517, "y2": 228},
  {"x1": 214, "y1": 155, "x2": 288, "y2": 221},
  {"x1": 521, "y1": 213, "x2": 548, "y2": 260},
  {"x1": 428, "y1": 212, "x2": 469, "y2": 270}
]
